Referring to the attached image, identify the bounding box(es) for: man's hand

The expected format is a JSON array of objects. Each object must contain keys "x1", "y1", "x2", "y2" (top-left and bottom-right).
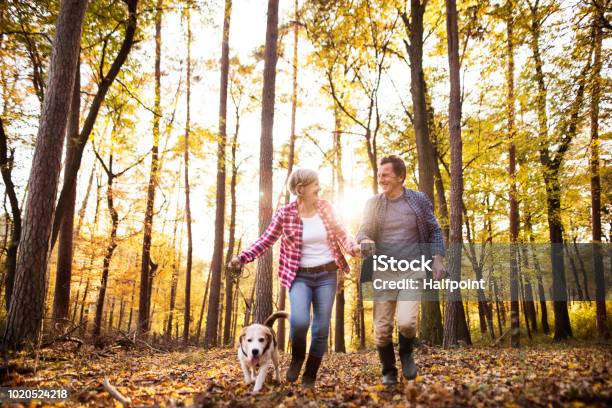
[
  {"x1": 360, "y1": 239, "x2": 376, "y2": 257},
  {"x1": 432, "y1": 255, "x2": 446, "y2": 280}
]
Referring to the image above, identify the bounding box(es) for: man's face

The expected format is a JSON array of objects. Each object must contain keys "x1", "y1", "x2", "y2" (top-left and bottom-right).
[{"x1": 377, "y1": 163, "x2": 404, "y2": 194}]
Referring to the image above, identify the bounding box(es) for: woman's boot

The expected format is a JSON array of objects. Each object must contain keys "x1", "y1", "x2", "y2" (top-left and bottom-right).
[
  {"x1": 286, "y1": 337, "x2": 306, "y2": 382},
  {"x1": 301, "y1": 354, "x2": 322, "y2": 388}
]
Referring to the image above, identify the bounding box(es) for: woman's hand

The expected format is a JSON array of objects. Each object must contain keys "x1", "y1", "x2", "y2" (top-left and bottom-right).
[
  {"x1": 349, "y1": 243, "x2": 361, "y2": 257},
  {"x1": 228, "y1": 255, "x2": 242, "y2": 271}
]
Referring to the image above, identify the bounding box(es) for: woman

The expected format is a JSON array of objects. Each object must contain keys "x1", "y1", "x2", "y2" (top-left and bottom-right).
[{"x1": 229, "y1": 169, "x2": 359, "y2": 388}]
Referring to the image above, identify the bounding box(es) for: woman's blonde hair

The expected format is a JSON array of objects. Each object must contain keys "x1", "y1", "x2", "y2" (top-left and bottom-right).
[{"x1": 288, "y1": 168, "x2": 318, "y2": 196}]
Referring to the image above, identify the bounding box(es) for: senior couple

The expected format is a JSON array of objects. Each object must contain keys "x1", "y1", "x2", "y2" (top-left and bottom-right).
[{"x1": 229, "y1": 155, "x2": 446, "y2": 387}]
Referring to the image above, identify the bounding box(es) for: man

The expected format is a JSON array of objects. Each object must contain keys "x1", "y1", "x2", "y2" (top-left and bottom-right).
[{"x1": 356, "y1": 155, "x2": 446, "y2": 385}]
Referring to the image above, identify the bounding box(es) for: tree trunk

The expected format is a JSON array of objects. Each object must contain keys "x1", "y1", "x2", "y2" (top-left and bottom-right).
[
  {"x1": 402, "y1": 1, "x2": 435, "y2": 201},
  {"x1": 277, "y1": 0, "x2": 300, "y2": 352},
  {"x1": 137, "y1": 0, "x2": 162, "y2": 338},
  {"x1": 79, "y1": 174, "x2": 102, "y2": 334},
  {"x1": 2, "y1": 0, "x2": 87, "y2": 349},
  {"x1": 525, "y1": 209, "x2": 550, "y2": 333},
  {"x1": 253, "y1": 0, "x2": 279, "y2": 324},
  {"x1": 589, "y1": 6, "x2": 608, "y2": 340},
  {"x1": 401, "y1": 0, "x2": 444, "y2": 347},
  {"x1": 108, "y1": 297, "x2": 115, "y2": 331},
  {"x1": 572, "y1": 237, "x2": 590, "y2": 300},
  {"x1": 195, "y1": 269, "x2": 211, "y2": 344},
  {"x1": 50, "y1": 0, "x2": 138, "y2": 250},
  {"x1": 493, "y1": 279, "x2": 503, "y2": 337},
  {"x1": 118, "y1": 297, "x2": 125, "y2": 331},
  {"x1": 183, "y1": 5, "x2": 194, "y2": 344},
  {"x1": 506, "y1": 2, "x2": 520, "y2": 348},
  {"x1": 147, "y1": 260, "x2": 158, "y2": 332},
  {"x1": 541, "y1": 54, "x2": 593, "y2": 337},
  {"x1": 75, "y1": 161, "x2": 96, "y2": 238},
  {"x1": 204, "y1": 0, "x2": 231, "y2": 348},
  {"x1": 442, "y1": 0, "x2": 470, "y2": 348},
  {"x1": 433, "y1": 154, "x2": 449, "y2": 244},
  {"x1": 231, "y1": 279, "x2": 240, "y2": 345},
  {"x1": 78, "y1": 278, "x2": 89, "y2": 330},
  {"x1": 70, "y1": 275, "x2": 82, "y2": 322},
  {"x1": 244, "y1": 277, "x2": 256, "y2": 326},
  {"x1": 333, "y1": 111, "x2": 346, "y2": 353},
  {"x1": 127, "y1": 279, "x2": 136, "y2": 332},
  {"x1": 93, "y1": 154, "x2": 119, "y2": 338},
  {"x1": 565, "y1": 244, "x2": 584, "y2": 300},
  {"x1": 528, "y1": 0, "x2": 591, "y2": 341},
  {"x1": 52, "y1": 58, "x2": 81, "y2": 322},
  {"x1": 166, "y1": 251, "x2": 179, "y2": 339},
  {"x1": 70, "y1": 284, "x2": 80, "y2": 323},
  {"x1": 524, "y1": 279, "x2": 538, "y2": 333},
  {"x1": 223, "y1": 97, "x2": 239, "y2": 346},
  {"x1": 357, "y1": 274, "x2": 366, "y2": 349},
  {"x1": 166, "y1": 190, "x2": 181, "y2": 339},
  {"x1": 0, "y1": 118, "x2": 21, "y2": 313},
  {"x1": 544, "y1": 178, "x2": 573, "y2": 341}
]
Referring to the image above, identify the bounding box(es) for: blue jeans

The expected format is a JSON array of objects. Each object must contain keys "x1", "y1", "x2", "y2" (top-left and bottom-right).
[{"x1": 289, "y1": 270, "x2": 337, "y2": 358}]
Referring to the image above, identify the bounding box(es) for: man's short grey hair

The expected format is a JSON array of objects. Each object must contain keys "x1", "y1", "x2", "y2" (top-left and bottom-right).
[{"x1": 288, "y1": 169, "x2": 319, "y2": 196}]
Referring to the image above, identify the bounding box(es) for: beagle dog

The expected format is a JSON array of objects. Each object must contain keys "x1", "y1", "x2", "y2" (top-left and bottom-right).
[{"x1": 238, "y1": 311, "x2": 288, "y2": 393}]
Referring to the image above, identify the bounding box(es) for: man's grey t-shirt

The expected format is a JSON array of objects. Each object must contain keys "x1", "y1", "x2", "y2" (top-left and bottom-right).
[{"x1": 377, "y1": 195, "x2": 421, "y2": 260}]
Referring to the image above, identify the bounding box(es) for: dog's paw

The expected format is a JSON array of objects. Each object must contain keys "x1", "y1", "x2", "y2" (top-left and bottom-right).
[{"x1": 244, "y1": 377, "x2": 254, "y2": 385}]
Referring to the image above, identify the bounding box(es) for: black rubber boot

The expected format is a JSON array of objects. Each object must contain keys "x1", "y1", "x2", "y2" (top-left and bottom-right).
[
  {"x1": 377, "y1": 343, "x2": 398, "y2": 385},
  {"x1": 398, "y1": 334, "x2": 418, "y2": 380},
  {"x1": 302, "y1": 354, "x2": 323, "y2": 388},
  {"x1": 286, "y1": 337, "x2": 306, "y2": 383}
]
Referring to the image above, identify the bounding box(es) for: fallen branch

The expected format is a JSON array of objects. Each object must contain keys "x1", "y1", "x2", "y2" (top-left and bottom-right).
[
  {"x1": 135, "y1": 338, "x2": 162, "y2": 353},
  {"x1": 103, "y1": 377, "x2": 132, "y2": 406},
  {"x1": 492, "y1": 328, "x2": 512, "y2": 347},
  {"x1": 117, "y1": 330, "x2": 162, "y2": 352},
  {"x1": 41, "y1": 321, "x2": 85, "y2": 348},
  {"x1": 0, "y1": 363, "x2": 35, "y2": 377},
  {"x1": 117, "y1": 330, "x2": 137, "y2": 349},
  {"x1": 41, "y1": 335, "x2": 84, "y2": 349}
]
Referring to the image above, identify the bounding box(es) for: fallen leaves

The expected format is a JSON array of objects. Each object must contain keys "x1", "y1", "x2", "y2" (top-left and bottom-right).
[{"x1": 1, "y1": 343, "x2": 610, "y2": 407}]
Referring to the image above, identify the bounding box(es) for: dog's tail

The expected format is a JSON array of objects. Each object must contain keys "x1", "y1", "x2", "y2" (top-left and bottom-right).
[{"x1": 264, "y1": 311, "x2": 289, "y2": 328}]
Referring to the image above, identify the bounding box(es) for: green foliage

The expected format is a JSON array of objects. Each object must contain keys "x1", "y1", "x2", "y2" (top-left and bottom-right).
[{"x1": 569, "y1": 302, "x2": 612, "y2": 339}]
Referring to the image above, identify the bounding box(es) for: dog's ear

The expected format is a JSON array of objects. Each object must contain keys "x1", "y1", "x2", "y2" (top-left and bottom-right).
[
  {"x1": 264, "y1": 328, "x2": 276, "y2": 351},
  {"x1": 238, "y1": 329, "x2": 246, "y2": 345}
]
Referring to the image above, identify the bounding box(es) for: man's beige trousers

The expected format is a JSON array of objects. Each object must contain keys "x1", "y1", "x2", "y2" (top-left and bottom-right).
[{"x1": 372, "y1": 268, "x2": 424, "y2": 347}]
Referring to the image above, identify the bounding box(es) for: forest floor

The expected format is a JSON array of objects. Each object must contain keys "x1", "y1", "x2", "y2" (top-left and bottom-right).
[{"x1": 1, "y1": 341, "x2": 610, "y2": 407}]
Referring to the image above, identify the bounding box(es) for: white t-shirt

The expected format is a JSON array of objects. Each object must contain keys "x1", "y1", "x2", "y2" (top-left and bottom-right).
[{"x1": 300, "y1": 213, "x2": 335, "y2": 268}]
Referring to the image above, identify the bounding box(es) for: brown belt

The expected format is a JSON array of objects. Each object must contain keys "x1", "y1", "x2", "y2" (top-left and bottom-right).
[{"x1": 297, "y1": 261, "x2": 338, "y2": 274}]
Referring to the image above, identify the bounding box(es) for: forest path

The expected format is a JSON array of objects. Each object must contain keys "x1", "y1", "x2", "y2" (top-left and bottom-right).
[{"x1": 2, "y1": 343, "x2": 610, "y2": 407}]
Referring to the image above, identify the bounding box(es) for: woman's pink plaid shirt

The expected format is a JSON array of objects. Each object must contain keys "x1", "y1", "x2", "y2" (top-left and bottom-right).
[{"x1": 238, "y1": 199, "x2": 356, "y2": 289}]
